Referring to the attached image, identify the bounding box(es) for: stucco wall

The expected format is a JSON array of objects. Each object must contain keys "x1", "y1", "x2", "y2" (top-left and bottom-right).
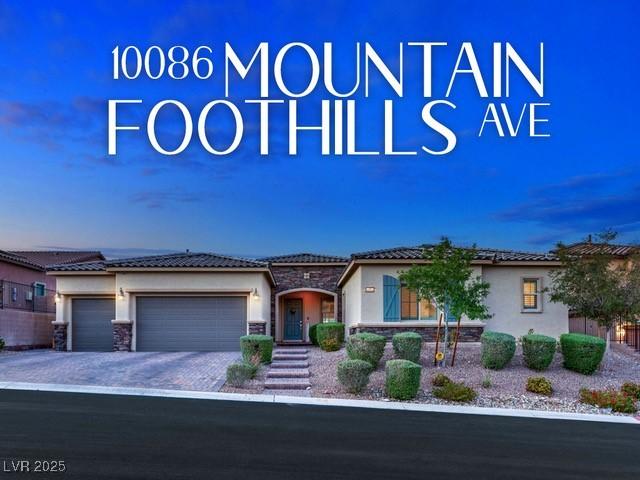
[
  {"x1": 342, "y1": 266, "x2": 362, "y2": 332},
  {"x1": 0, "y1": 261, "x2": 53, "y2": 289},
  {"x1": 482, "y1": 266, "x2": 568, "y2": 338},
  {"x1": 0, "y1": 309, "x2": 53, "y2": 348}
]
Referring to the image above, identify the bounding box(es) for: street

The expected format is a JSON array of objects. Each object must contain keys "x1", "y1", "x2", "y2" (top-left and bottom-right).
[{"x1": 0, "y1": 389, "x2": 638, "y2": 479}]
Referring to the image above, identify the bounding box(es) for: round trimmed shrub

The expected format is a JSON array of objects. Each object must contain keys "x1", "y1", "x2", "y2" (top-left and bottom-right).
[
  {"x1": 392, "y1": 332, "x2": 422, "y2": 363},
  {"x1": 337, "y1": 359, "x2": 373, "y2": 394},
  {"x1": 385, "y1": 359, "x2": 421, "y2": 400},
  {"x1": 433, "y1": 381, "x2": 477, "y2": 403},
  {"x1": 346, "y1": 332, "x2": 386, "y2": 367},
  {"x1": 226, "y1": 362, "x2": 258, "y2": 387},
  {"x1": 560, "y1": 333, "x2": 605, "y2": 375},
  {"x1": 522, "y1": 334, "x2": 556, "y2": 371},
  {"x1": 240, "y1": 334, "x2": 273, "y2": 364},
  {"x1": 309, "y1": 323, "x2": 320, "y2": 346},
  {"x1": 317, "y1": 322, "x2": 345, "y2": 352},
  {"x1": 481, "y1": 331, "x2": 516, "y2": 370},
  {"x1": 526, "y1": 376, "x2": 553, "y2": 396}
]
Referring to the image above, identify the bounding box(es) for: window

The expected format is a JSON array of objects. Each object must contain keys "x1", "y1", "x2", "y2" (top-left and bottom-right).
[
  {"x1": 321, "y1": 298, "x2": 335, "y2": 323},
  {"x1": 33, "y1": 282, "x2": 46, "y2": 297},
  {"x1": 522, "y1": 278, "x2": 541, "y2": 312},
  {"x1": 400, "y1": 285, "x2": 437, "y2": 321}
]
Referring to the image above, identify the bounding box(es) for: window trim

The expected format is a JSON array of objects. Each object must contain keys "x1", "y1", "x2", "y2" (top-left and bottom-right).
[
  {"x1": 33, "y1": 282, "x2": 46, "y2": 297},
  {"x1": 400, "y1": 284, "x2": 437, "y2": 321},
  {"x1": 521, "y1": 277, "x2": 543, "y2": 313}
]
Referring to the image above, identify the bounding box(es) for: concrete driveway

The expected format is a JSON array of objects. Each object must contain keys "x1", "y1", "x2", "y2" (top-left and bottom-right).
[{"x1": 0, "y1": 350, "x2": 240, "y2": 392}]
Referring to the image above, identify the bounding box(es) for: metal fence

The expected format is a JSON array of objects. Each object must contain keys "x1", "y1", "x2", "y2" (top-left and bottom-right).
[{"x1": 0, "y1": 280, "x2": 56, "y2": 313}]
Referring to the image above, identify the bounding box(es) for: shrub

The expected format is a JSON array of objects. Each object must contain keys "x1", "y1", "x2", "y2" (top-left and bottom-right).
[
  {"x1": 521, "y1": 334, "x2": 556, "y2": 371},
  {"x1": 526, "y1": 376, "x2": 553, "y2": 396},
  {"x1": 559, "y1": 333, "x2": 605, "y2": 375},
  {"x1": 346, "y1": 333, "x2": 386, "y2": 367},
  {"x1": 337, "y1": 359, "x2": 373, "y2": 394},
  {"x1": 433, "y1": 381, "x2": 477, "y2": 403},
  {"x1": 392, "y1": 332, "x2": 422, "y2": 363},
  {"x1": 309, "y1": 323, "x2": 320, "y2": 346},
  {"x1": 621, "y1": 382, "x2": 640, "y2": 400},
  {"x1": 317, "y1": 322, "x2": 345, "y2": 351},
  {"x1": 480, "y1": 331, "x2": 516, "y2": 370},
  {"x1": 0, "y1": 337, "x2": 4, "y2": 351},
  {"x1": 432, "y1": 373, "x2": 452, "y2": 387},
  {"x1": 240, "y1": 335, "x2": 273, "y2": 364},
  {"x1": 226, "y1": 362, "x2": 258, "y2": 387},
  {"x1": 481, "y1": 375, "x2": 492, "y2": 389},
  {"x1": 385, "y1": 359, "x2": 422, "y2": 400},
  {"x1": 579, "y1": 388, "x2": 638, "y2": 414}
]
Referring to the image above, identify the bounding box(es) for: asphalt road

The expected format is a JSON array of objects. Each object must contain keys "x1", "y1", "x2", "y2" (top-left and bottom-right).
[{"x1": 0, "y1": 389, "x2": 638, "y2": 479}]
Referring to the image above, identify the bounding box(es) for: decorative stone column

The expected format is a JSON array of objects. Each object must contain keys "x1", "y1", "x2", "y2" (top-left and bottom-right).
[
  {"x1": 52, "y1": 323, "x2": 68, "y2": 351},
  {"x1": 112, "y1": 321, "x2": 132, "y2": 352}
]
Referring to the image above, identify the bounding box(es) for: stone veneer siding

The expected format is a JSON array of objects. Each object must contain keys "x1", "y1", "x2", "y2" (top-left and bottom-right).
[
  {"x1": 53, "y1": 324, "x2": 68, "y2": 351},
  {"x1": 113, "y1": 323, "x2": 132, "y2": 351},
  {"x1": 349, "y1": 325, "x2": 484, "y2": 342},
  {"x1": 270, "y1": 264, "x2": 346, "y2": 338}
]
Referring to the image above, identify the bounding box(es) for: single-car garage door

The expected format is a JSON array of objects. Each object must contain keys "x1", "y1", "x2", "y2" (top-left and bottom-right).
[
  {"x1": 136, "y1": 296, "x2": 246, "y2": 351},
  {"x1": 72, "y1": 298, "x2": 115, "y2": 351}
]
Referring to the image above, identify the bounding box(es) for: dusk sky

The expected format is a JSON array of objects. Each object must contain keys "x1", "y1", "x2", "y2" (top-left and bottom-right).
[{"x1": 1, "y1": 0, "x2": 638, "y2": 258}]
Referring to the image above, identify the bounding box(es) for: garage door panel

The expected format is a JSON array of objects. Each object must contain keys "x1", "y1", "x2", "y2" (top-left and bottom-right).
[
  {"x1": 136, "y1": 296, "x2": 246, "y2": 352},
  {"x1": 72, "y1": 298, "x2": 115, "y2": 352}
]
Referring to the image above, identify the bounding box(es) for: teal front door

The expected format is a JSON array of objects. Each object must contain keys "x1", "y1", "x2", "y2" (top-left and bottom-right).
[{"x1": 284, "y1": 299, "x2": 303, "y2": 341}]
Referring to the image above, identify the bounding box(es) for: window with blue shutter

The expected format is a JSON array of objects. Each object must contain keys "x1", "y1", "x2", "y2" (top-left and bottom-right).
[
  {"x1": 445, "y1": 304, "x2": 457, "y2": 323},
  {"x1": 383, "y1": 275, "x2": 400, "y2": 322}
]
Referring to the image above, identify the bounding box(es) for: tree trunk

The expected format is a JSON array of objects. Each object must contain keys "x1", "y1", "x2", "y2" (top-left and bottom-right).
[
  {"x1": 433, "y1": 311, "x2": 443, "y2": 366},
  {"x1": 451, "y1": 317, "x2": 462, "y2": 367}
]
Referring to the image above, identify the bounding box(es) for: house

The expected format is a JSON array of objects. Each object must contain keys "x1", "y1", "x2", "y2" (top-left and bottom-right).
[
  {"x1": 0, "y1": 250, "x2": 105, "y2": 349},
  {"x1": 47, "y1": 245, "x2": 569, "y2": 352}
]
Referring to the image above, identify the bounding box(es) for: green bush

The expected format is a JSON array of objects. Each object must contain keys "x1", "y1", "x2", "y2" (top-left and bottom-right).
[
  {"x1": 431, "y1": 373, "x2": 452, "y2": 387},
  {"x1": 309, "y1": 323, "x2": 320, "y2": 346},
  {"x1": 337, "y1": 359, "x2": 373, "y2": 394},
  {"x1": 385, "y1": 359, "x2": 421, "y2": 400},
  {"x1": 433, "y1": 381, "x2": 477, "y2": 403},
  {"x1": 317, "y1": 322, "x2": 345, "y2": 352},
  {"x1": 559, "y1": 333, "x2": 605, "y2": 375},
  {"x1": 226, "y1": 362, "x2": 258, "y2": 387},
  {"x1": 621, "y1": 382, "x2": 640, "y2": 400},
  {"x1": 579, "y1": 388, "x2": 637, "y2": 414},
  {"x1": 480, "y1": 331, "x2": 516, "y2": 370},
  {"x1": 522, "y1": 334, "x2": 556, "y2": 371},
  {"x1": 240, "y1": 335, "x2": 273, "y2": 364},
  {"x1": 526, "y1": 376, "x2": 553, "y2": 396},
  {"x1": 346, "y1": 333, "x2": 386, "y2": 367},
  {"x1": 0, "y1": 337, "x2": 4, "y2": 351},
  {"x1": 392, "y1": 332, "x2": 422, "y2": 363}
]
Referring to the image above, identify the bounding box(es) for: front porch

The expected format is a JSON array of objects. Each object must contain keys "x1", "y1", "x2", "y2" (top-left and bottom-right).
[{"x1": 275, "y1": 289, "x2": 336, "y2": 343}]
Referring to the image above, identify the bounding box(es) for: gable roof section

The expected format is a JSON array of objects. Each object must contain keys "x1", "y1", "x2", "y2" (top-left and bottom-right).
[
  {"x1": 0, "y1": 250, "x2": 45, "y2": 271},
  {"x1": 259, "y1": 253, "x2": 349, "y2": 264},
  {"x1": 46, "y1": 261, "x2": 108, "y2": 272},
  {"x1": 560, "y1": 242, "x2": 640, "y2": 257},
  {"x1": 339, "y1": 244, "x2": 560, "y2": 286},
  {"x1": 9, "y1": 250, "x2": 105, "y2": 267}
]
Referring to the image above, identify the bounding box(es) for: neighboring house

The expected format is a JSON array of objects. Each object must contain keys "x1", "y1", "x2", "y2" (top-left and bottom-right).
[
  {"x1": 339, "y1": 246, "x2": 568, "y2": 340},
  {"x1": 0, "y1": 250, "x2": 105, "y2": 349},
  {"x1": 48, "y1": 245, "x2": 569, "y2": 352}
]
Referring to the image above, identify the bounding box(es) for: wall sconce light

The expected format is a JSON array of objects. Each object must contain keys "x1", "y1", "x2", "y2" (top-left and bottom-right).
[
  {"x1": 365, "y1": 287, "x2": 376, "y2": 293},
  {"x1": 54, "y1": 292, "x2": 61, "y2": 304},
  {"x1": 117, "y1": 288, "x2": 125, "y2": 301},
  {"x1": 252, "y1": 288, "x2": 260, "y2": 300}
]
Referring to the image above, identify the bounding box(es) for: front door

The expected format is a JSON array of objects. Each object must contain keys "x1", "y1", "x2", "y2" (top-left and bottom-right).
[{"x1": 284, "y1": 299, "x2": 303, "y2": 341}]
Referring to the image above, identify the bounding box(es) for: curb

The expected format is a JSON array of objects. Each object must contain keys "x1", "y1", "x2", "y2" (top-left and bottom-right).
[{"x1": 0, "y1": 381, "x2": 637, "y2": 425}]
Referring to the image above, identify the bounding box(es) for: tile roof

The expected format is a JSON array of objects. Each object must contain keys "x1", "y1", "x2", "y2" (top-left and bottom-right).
[
  {"x1": 46, "y1": 261, "x2": 108, "y2": 272},
  {"x1": 351, "y1": 245, "x2": 559, "y2": 262},
  {"x1": 8, "y1": 250, "x2": 105, "y2": 268},
  {"x1": 104, "y1": 252, "x2": 268, "y2": 269},
  {"x1": 259, "y1": 253, "x2": 349, "y2": 264},
  {"x1": 0, "y1": 250, "x2": 45, "y2": 270},
  {"x1": 560, "y1": 242, "x2": 640, "y2": 257}
]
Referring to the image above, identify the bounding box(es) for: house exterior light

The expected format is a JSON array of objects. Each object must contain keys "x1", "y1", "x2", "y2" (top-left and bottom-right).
[
  {"x1": 54, "y1": 292, "x2": 61, "y2": 304},
  {"x1": 365, "y1": 287, "x2": 375, "y2": 293},
  {"x1": 252, "y1": 288, "x2": 260, "y2": 300},
  {"x1": 117, "y1": 288, "x2": 125, "y2": 301}
]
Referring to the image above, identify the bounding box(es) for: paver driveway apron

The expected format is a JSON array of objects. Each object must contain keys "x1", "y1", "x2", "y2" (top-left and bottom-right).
[{"x1": 0, "y1": 351, "x2": 240, "y2": 392}]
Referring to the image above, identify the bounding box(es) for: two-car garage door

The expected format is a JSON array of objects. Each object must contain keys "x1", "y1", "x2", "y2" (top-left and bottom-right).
[{"x1": 71, "y1": 296, "x2": 246, "y2": 352}]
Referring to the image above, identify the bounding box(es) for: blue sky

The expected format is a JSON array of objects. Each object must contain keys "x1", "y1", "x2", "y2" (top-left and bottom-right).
[{"x1": 1, "y1": 0, "x2": 639, "y2": 258}]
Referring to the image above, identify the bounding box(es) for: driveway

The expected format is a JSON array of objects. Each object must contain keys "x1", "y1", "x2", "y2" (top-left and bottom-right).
[{"x1": 0, "y1": 350, "x2": 240, "y2": 392}]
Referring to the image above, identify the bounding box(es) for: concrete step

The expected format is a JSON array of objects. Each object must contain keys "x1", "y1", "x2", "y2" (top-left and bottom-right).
[
  {"x1": 270, "y1": 360, "x2": 309, "y2": 369},
  {"x1": 273, "y1": 353, "x2": 309, "y2": 361},
  {"x1": 266, "y1": 369, "x2": 310, "y2": 378},
  {"x1": 274, "y1": 348, "x2": 308, "y2": 355},
  {"x1": 264, "y1": 378, "x2": 311, "y2": 390}
]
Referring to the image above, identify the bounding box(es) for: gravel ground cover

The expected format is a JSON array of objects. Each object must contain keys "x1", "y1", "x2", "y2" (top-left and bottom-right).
[{"x1": 308, "y1": 342, "x2": 640, "y2": 416}]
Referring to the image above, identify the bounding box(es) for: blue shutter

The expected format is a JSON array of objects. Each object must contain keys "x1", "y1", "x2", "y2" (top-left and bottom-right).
[{"x1": 383, "y1": 275, "x2": 400, "y2": 322}]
